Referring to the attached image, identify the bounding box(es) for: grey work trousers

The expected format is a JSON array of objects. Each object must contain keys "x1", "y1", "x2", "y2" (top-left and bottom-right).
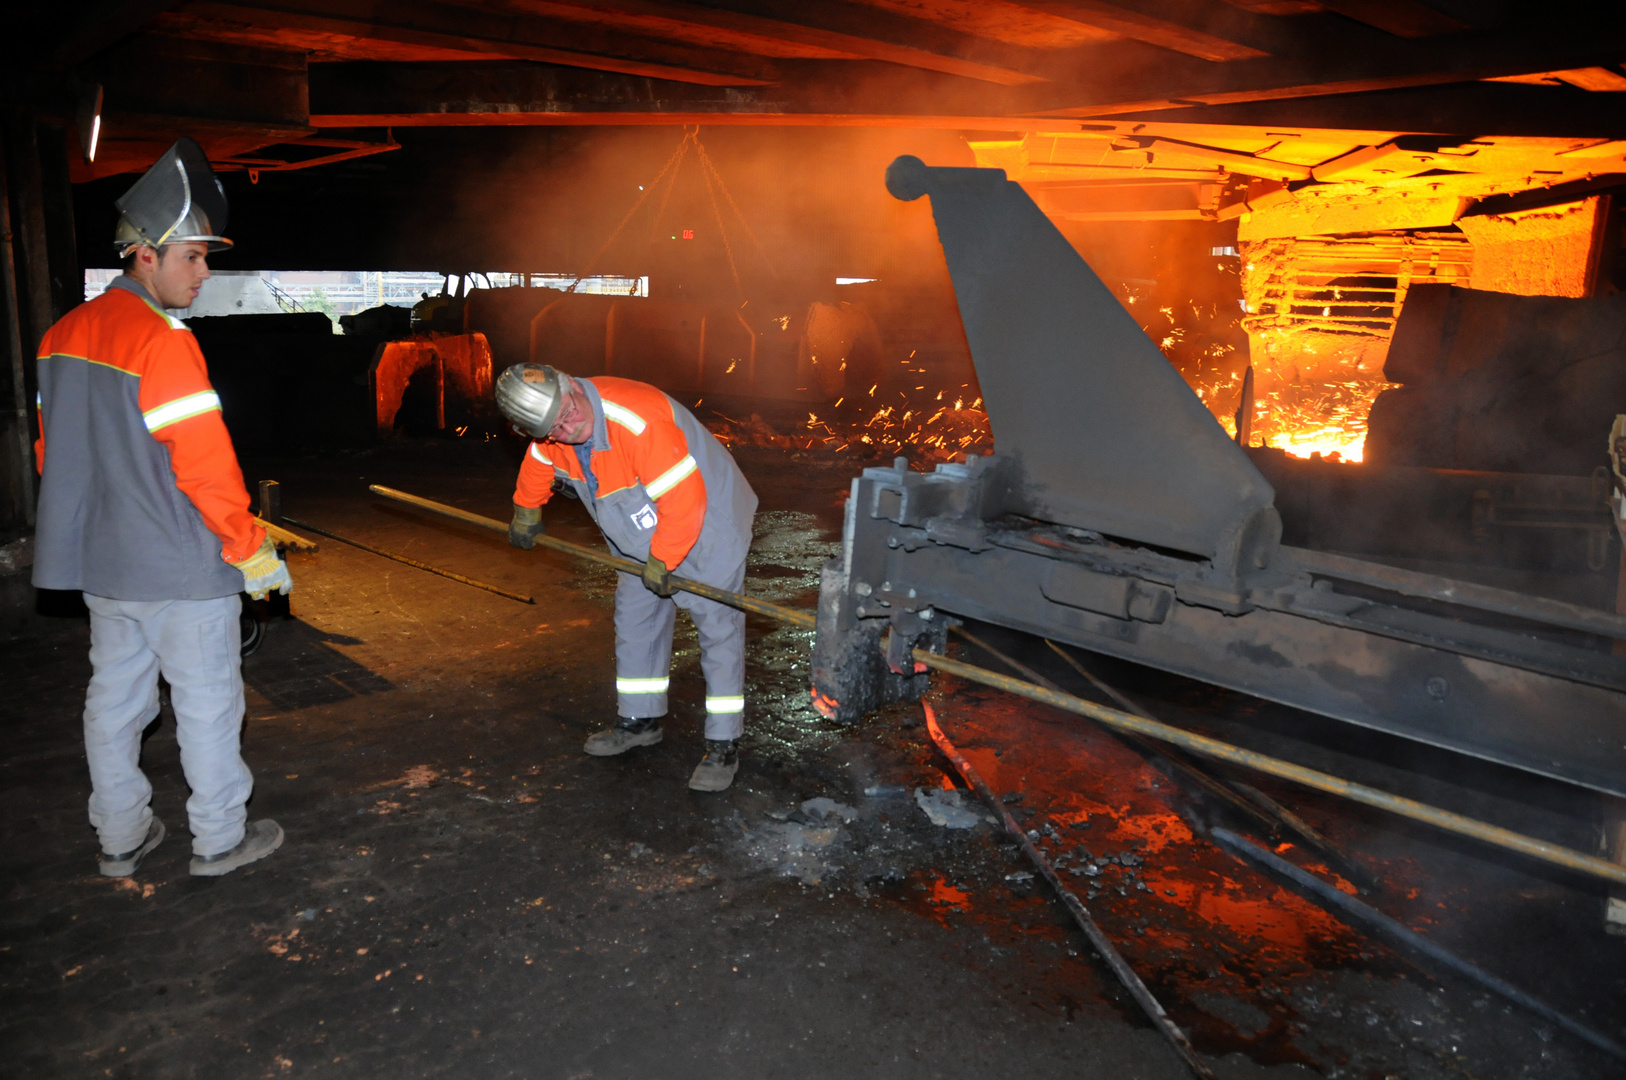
[
  {"x1": 83, "y1": 593, "x2": 253, "y2": 857},
  {"x1": 613, "y1": 554, "x2": 747, "y2": 741}
]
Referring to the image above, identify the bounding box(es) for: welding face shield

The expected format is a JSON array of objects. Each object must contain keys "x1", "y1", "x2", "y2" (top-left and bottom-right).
[
  {"x1": 496, "y1": 364, "x2": 573, "y2": 439},
  {"x1": 113, "y1": 137, "x2": 233, "y2": 254}
]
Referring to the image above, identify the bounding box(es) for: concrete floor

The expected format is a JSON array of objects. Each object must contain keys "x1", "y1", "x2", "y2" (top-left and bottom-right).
[{"x1": 3, "y1": 438, "x2": 1623, "y2": 1079}]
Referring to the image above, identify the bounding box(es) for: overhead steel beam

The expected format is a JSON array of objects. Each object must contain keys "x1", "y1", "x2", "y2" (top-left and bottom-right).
[
  {"x1": 514, "y1": 0, "x2": 1049, "y2": 85},
  {"x1": 1316, "y1": 0, "x2": 1471, "y2": 38},
  {"x1": 180, "y1": 0, "x2": 782, "y2": 86},
  {"x1": 1025, "y1": 16, "x2": 1626, "y2": 118},
  {"x1": 306, "y1": 58, "x2": 1036, "y2": 128},
  {"x1": 48, "y1": 0, "x2": 186, "y2": 67},
  {"x1": 1114, "y1": 81, "x2": 1626, "y2": 140},
  {"x1": 1004, "y1": 0, "x2": 1269, "y2": 62}
]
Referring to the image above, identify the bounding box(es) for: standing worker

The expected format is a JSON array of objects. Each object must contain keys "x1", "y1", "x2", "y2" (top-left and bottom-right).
[
  {"x1": 32, "y1": 138, "x2": 289, "y2": 878},
  {"x1": 497, "y1": 364, "x2": 757, "y2": 791}
]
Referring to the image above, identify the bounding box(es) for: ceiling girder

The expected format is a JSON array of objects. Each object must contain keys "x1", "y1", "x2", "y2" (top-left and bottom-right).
[
  {"x1": 484, "y1": 0, "x2": 1051, "y2": 84},
  {"x1": 177, "y1": 0, "x2": 784, "y2": 85}
]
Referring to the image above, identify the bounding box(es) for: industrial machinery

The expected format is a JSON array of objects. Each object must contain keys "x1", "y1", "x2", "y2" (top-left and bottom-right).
[{"x1": 811, "y1": 156, "x2": 1626, "y2": 797}]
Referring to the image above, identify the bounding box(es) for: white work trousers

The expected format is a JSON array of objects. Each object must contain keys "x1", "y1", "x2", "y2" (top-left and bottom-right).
[
  {"x1": 613, "y1": 555, "x2": 747, "y2": 741},
  {"x1": 83, "y1": 593, "x2": 253, "y2": 858}
]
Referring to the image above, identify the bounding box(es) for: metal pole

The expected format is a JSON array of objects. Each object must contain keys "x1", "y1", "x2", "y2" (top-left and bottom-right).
[
  {"x1": 369, "y1": 483, "x2": 1626, "y2": 888},
  {"x1": 913, "y1": 649, "x2": 1626, "y2": 888},
  {"x1": 368, "y1": 484, "x2": 815, "y2": 627},
  {"x1": 1212, "y1": 827, "x2": 1626, "y2": 1063},
  {"x1": 925, "y1": 701, "x2": 1217, "y2": 1080},
  {"x1": 1040, "y1": 637, "x2": 1376, "y2": 892},
  {"x1": 282, "y1": 514, "x2": 535, "y2": 605},
  {"x1": 0, "y1": 136, "x2": 34, "y2": 525},
  {"x1": 956, "y1": 625, "x2": 1375, "y2": 892}
]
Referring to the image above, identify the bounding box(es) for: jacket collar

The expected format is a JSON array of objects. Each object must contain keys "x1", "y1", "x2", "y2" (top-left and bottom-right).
[
  {"x1": 578, "y1": 378, "x2": 611, "y2": 453},
  {"x1": 109, "y1": 274, "x2": 164, "y2": 309}
]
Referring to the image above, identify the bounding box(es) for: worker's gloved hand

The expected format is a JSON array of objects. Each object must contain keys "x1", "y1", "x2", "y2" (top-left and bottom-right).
[
  {"x1": 642, "y1": 554, "x2": 675, "y2": 598},
  {"x1": 509, "y1": 503, "x2": 545, "y2": 550},
  {"x1": 236, "y1": 535, "x2": 292, "y2": 600}
]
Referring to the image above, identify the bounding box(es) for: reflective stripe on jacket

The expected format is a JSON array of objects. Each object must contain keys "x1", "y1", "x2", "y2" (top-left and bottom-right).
[
  {"x1": 32, "y1": 276, "x2": 262, "y2": 600},
  {"x1": 514, "y1": 377, "x2": 756, "y2": 572}
]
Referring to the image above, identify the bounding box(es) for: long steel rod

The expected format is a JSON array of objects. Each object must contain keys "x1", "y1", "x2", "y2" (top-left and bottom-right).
[
  {"x1": 913, "y1": 648, "x2": 1626, "y2": 888},
  {"x1": 1041, "y1": 638, "x2": 1377, "y2": 893},
  {"x1": 368, "y1": 484, "x2": 1626, "y2": 888},
  {"x1": 923, "y1": 701, "x2": 1216, "y2": 1080},
  {"x1": 282, "y1": 515, "x2": 535, "y2": 605},
  {"x1": 954, "y1": 627, "x2": 1284, "y2": 841},
  {"x1": 368, "y1": 484, "x2": 817, "y2": 628},
  {"x1": 1211, "y1": 827, "x2": 1626, "y2": 1063},
  {"x1": 959, "y1": 626, "x2": 1374, "y2": 891}
]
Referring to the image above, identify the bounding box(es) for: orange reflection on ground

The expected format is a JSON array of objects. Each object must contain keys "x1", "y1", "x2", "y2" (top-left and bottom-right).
[
  {"x1": 918, "y1": 677, "x2": 1374, "y2": 1066},
  {"x1": 929, "y1": 877, "x2": 971, "y2": 911}
]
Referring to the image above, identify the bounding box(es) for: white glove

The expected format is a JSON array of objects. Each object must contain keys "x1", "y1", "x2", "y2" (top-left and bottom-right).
[{"x1": 236, "y1": 536, "x2": 292, "y2": 600}]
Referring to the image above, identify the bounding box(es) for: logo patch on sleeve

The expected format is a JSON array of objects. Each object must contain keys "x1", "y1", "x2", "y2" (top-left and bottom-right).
[{"x1": 631, "y1": 504, "x2": 658, "y2": 530}]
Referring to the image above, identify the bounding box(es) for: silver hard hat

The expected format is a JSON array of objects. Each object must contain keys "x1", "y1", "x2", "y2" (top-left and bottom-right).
[
  {"x1": 496, "y1": 364, "x2": 573, "y2": 438},
  {"x1": 113, "y1": 137, "x2": 233, "y2": 253}
]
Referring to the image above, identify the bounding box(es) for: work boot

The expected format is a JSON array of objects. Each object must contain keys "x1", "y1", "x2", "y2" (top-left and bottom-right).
[
  {"x1": 584, "y1": 716, "x2": 664, "y2": 757},
  {"x1": 99, "y1": 816, "x2": 165, "y2": 877},
  {"x1": 190, "y1": 820, "x2": 284, "y2": 878},
  {"x1": 689, "y1": 739, "x2": 739, "y2": 792}
]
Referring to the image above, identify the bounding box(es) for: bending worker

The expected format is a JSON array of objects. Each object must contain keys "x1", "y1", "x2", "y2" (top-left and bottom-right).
[
  {"x1": 32, "y1": 138, "x2": 289, "y2": 878},
  {"x1": 497, "y1": 363, "x2": 757, "y2": 792}
]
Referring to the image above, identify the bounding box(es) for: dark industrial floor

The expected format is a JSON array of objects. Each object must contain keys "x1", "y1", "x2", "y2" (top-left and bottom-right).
[{"x1": 3, "y1": 439, "x2": 1624, "y2": 1079}]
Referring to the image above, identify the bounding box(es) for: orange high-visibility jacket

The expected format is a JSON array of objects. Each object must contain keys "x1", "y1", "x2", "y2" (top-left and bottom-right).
[
  {"x1": 32, "y1": 277, "x2": 263, "y2": 600},
  {"x1": 514, "y1": 377, "x2": 755, "y2": 573}
]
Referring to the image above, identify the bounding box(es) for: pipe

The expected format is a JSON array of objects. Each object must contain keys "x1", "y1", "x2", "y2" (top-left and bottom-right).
[
  {"x1": 282, "y1": 514, "x2": 535, "y2": 605},
  {"x1": 367, "y1": 485, "x2": 816, "y2": 628},
  {"x1": 923, "y1": 701, "x2": 1217, "y2": 1080},
  {"x1": 368, "y1": 484, "x2": 1626, "y2": 889},
  {"x1": 1210, "y1": 827, "x2": 1626, "y2": 1063},
  {"x1": 911, "y1": 648, "x2": 1626, "y2": 888}
]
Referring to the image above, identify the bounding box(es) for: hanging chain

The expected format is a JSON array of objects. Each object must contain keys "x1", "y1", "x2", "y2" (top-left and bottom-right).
[
  {"x1": 697, "y1": 147, "x2": 743, "y2": 302},
  {"x1": 567, "y1": 126, "x2": 777, "y2": 299},
  {"x1": 695, "y1": 141, "x2": 779, "y2": 283},
  {"x1": 567, "y1": 129, "x2": 693, "y2": 294}
]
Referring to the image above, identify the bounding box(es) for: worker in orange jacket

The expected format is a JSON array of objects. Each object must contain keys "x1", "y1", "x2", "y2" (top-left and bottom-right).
[
  {"x1": 32, "y1": 139, "x2": 288, "y2": 878},
  {"x1": 497, "y1": 363, "x2": 757, "y2": 791}
]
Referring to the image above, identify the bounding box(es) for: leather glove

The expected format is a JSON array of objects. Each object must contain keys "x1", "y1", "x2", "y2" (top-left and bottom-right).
[
  {"x1": 642, "y1": 554, "x2": 675, "y2": 598},
  {"x1": 237, "y1": 535, "x2": 292, "y2": 600},
  {"x1": 509, "y1": 503, "x2": 544, "y2": 550}
]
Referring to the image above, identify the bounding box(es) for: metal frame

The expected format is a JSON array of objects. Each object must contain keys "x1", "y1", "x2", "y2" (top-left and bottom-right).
[{"x1": 811, "y1": 157, "x2": 1626, "y2": 797}]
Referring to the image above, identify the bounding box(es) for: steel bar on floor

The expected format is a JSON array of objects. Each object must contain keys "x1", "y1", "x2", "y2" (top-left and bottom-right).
[
  {"x1": 282, "y1": 515, "x2": 535, "y2": 605},
  {"x1": 1211, "y1": 828, "x2": 1626, "y2": 1063},
  {"x1": 954, "y1": 626, "x2": 1374, "y2": 891},
  {"x1": 955, "y1": 628, "x2": 1286, "y2": 840},
  {"x1": 913, "y1": 648, "x2": 1626, "y2": 888},
  {"x1": 1040, "y1": 637, "x2": 1377, "y2": 892},
  {"x1": 368, "y1": 483, "x2": 1626, "y2": 888},
  {"x1": 923, "y1": 701, "x2": 1217, "y2": 1080}
]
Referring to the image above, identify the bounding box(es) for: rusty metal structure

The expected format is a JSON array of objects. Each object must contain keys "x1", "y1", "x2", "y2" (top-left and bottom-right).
[{"x1": 811, "y1": 155, "x2": 1626, "y2": 796}]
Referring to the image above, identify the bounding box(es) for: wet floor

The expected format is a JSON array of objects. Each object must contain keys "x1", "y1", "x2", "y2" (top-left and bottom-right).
[{"x1": 3, "y1": 437, "x2": 1624, "y2": 1079}]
